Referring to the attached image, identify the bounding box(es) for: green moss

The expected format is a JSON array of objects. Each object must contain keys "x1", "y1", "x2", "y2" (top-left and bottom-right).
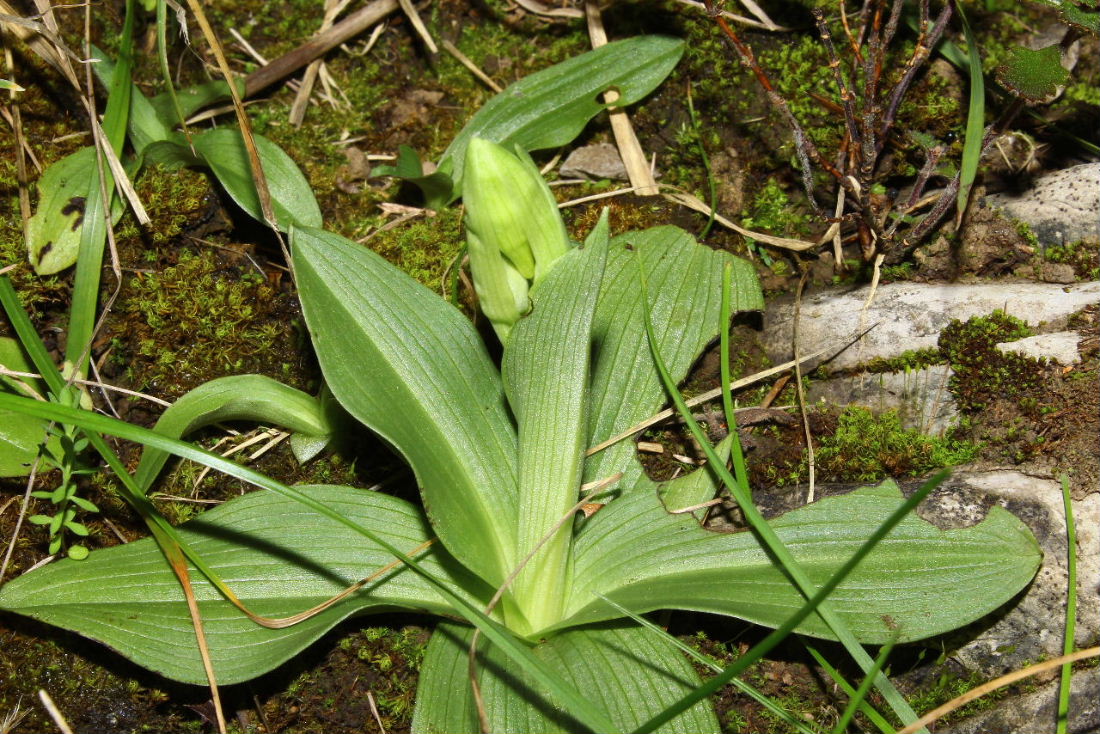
[
  {"x1": 908, "y1": 666, "x2": 1007, "y2": 723},
  {"x1": 756, "y1": 36, "x2": 838, "y2": 151},
  {"x1": 939, "y1": 310, "x2": 1040, "y2": 413},
  {"x1": 1042, "y1": 239, "x2": 1100, "y2": 280},
  {"x1": 111, "y1": 249, "x2": 294, "y2": 397},
  {"x1": 815, "y1": 407, "x2": 977, "y2": 483},
  {"x1": 743, "y1": 179, "x2": 810, "y2": 237},
  {"x1": 368, "y1": 206, "x2": 465, "y2": 289},
  {"x1": 741, "y1": 178, "x2": 810, "y2": 263},
  {"x1": 864, "y1": 347, "x2": 946, "y2": 374}
]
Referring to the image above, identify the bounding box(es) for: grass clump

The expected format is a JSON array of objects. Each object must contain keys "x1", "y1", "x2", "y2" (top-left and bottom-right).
[{"x1": 816, "y1": 407, "x2": 978, "y2": 483}]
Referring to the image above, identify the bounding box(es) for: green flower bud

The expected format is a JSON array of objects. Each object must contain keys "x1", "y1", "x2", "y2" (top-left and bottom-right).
[
  {"x1": 463, "y1": 137, "x2": 571, "y2": 284},
  {"x1": 466, "y1": 231, "x2": 529, "y2": 343}
]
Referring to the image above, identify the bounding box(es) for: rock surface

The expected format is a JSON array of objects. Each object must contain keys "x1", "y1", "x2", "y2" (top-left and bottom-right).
[
  {"x1": 927, "y1": 471, "x2": 1099, "y2": 677},
  {"x1": 806, "y1": 365, "x2": 958, "y2": 435},
  {"x1": 983, "y1": 163, "x2": 1100, "y2": 247},
  {"x1": 997, "y1": 331, "x2": 1083, "y2": 364},
  {"x1": 763, "y1": 281, "x2": 1099, "y2": 371},
  {"x1": 945, "y1": 671, "x2": 1100, "y2": 734},
  {"x1": 559, "y1": 143, "x2": 629, "y2": 180}
]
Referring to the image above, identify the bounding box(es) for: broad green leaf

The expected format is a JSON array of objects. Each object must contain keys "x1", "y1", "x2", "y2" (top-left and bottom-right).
[
  {"x1": 413, "y1": 621, "x2": 719, "y2": 734},
  {"x1": 193, "y1": 128, "x2": 322, "y2": 231},
  {"x1": 141, "y1": 139, "x2": 203, "y2": 169},
  {"x1": 134, "y1": 375, "x2": 335, "y2": 492},
  {"x1": 0, "y1": 337, "x2": 61, "y2": 476},
  {"x1": 563, "y1": 482, "x2": 1041, "y2": 643},
  {"x1": 501, "y1": 239, "x2": 606, "y2": 634},
  {"x1": 584, "y1": 227, "x2": 762, "y2": 491},
  {"x1": 996, "y1": 44, "x2": 1070, "y2": 103},
  {"x1": 292, "y1": 226, "x2": 518, "y2": 586},
  {"x1": 439, "y1": 36, "x2": 684, "y2": 197},
  {"x1": 26, "y1": 147, "x2": 124, "y2": 275},
  {"x1": 0, "y1": 485, "x2": 487, "y2": 685},
  {"x1": 1059, "y1": 2, "x2": 1100, "y2": 32},
  {"x1": 1024, "y1": 0, "x2": 1100, "y2": 33}
]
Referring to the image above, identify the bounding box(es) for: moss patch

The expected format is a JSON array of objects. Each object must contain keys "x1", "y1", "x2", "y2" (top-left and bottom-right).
[
  {"x1": 107, "y1": 248, "x2": 295, "y2": 398},
  {"x1": 939, "y1": 310, "x2": 1036, "y2": 413}
]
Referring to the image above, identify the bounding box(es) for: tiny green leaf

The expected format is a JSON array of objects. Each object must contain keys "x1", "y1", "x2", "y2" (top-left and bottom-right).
[
  {"x1": 371, "y1": 145, "x2": 455, "y2": 211},
  {"x1": 997, "y1": 44, "x2": 1070, "y2": 102}
]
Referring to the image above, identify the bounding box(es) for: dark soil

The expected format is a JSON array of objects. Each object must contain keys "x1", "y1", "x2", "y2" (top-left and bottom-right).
[{"x1": 1, "y1": 0, "x2": 1097, "y2": 732}]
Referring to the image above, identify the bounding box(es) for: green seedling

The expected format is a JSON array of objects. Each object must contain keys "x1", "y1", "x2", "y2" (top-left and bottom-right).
[{"x1": 28, "y1": 388, "x2": 99, "y2": 560}]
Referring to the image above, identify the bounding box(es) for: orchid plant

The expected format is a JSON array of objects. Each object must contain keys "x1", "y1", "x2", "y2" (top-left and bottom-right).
[
  {"x1": 0, "y1": 33, "x2": 1043, "y2": 734},
  {"x1": 0, "y1": 179, "x2": 1040, "y2": 733}
]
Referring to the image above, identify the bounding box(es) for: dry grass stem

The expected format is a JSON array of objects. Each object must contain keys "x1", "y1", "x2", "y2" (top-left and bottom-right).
[
  {"x1": 896, "y1": 647, "x2": 1100, "y2": 734},
  {"x1": 441, "y1": 39, "x2": 502, "y2": 93},
  {"x1": 37, "y1": 690, "x2": 73, "y2": 734},
  {"x1": 585, "y1": 0, "x2": 659, "y2": 196},
  {"x1": 397, "y1": 0, "x2": 437, "y2": 53}
]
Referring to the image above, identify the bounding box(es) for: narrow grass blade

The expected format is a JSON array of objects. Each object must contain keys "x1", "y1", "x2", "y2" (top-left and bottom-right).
[
  {"x1": 805, "y1": 644, "x2": 894, "y2": 733},
  {"x1": 954, "y1": 3, "x2": 985, "y2": 221},
  {"x1": 65, "y1": 0, "x2": 137, "y2": 378},
  {"x1": 156, "y1": 0, "x2": 190, "y2": 141},
  {"x1": 634, "y1": 256, "x2": 927, "y2": 731},
  {"x1": 629, "y1": 472, "x2": 948, "y2": 734},
  {"x1": 1058, "y1": 474, "x2": 1077, "y2": 734},
  {"x1": 834, "y1": 638, "x2": 896, "y2": 734}
]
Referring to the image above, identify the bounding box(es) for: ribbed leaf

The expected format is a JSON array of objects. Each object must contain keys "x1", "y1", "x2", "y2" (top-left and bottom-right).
[
  {"x1": 440, "y1": 36, "x2": 684, "y2": 195},
  {"x1": 292, "y1": 226, "x2": 518, "y2": 585},
  {"x1": 501, "y1": 240, "x2": 606, "y2": 633},
  {"x1": 0, "y1": 485, "x2": 487, "y2": 685},
  {"x1": 412, "y1": 621, "x2": 719, "y2": 734},
  {"x1": 193, "y1": 128, "x2": 321, "y2": 231},
  {"x1": 134, "y1": 375, "x2": 333, "y2": 491},
  {"x1": 563, "y1": 481, "x2": 1041, "y2": 643},
  {"x1": 584, "y1": 227, "x2": 762, "y2": 491}
]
